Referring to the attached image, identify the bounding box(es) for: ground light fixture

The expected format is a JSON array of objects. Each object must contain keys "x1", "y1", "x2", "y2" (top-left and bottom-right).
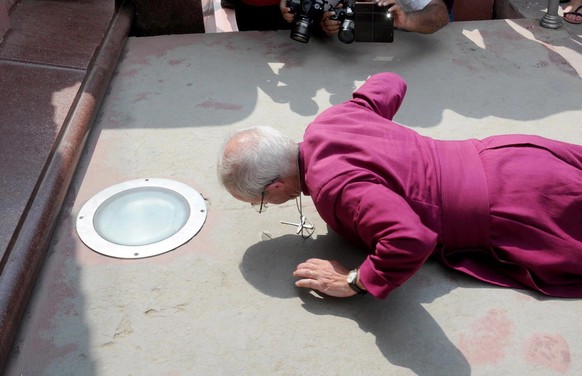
[{"x1": 76, "y1": 178, "x2": 207, "y2": 259}]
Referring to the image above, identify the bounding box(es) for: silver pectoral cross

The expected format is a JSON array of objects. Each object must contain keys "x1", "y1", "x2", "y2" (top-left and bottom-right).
[{"x1": 281, "y1": 215, "x2": 315, "y2": 237}]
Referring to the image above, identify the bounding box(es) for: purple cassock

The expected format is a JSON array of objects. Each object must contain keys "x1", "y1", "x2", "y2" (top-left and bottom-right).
[{"x1": 299, "y1": 72, "x2": 582, "y2": 299}]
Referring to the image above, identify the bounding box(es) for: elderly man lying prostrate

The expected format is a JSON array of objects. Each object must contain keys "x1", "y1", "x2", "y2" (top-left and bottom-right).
[{"x1": 218, "y1": 72, "x2": 582, "y2": 300}]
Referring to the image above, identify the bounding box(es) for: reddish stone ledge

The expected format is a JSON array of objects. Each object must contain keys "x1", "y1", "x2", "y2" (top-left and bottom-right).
[{"x1": 0, "y1": 2, "x2": 134, "y2": 371}]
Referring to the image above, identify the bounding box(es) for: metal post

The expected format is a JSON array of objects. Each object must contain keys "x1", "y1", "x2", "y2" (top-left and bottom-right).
[{"x1": 540, "y1": 0, "x2": 563, "y2": 29}]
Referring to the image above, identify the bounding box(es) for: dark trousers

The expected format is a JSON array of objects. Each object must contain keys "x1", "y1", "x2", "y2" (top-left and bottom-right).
[{"x1": 234, "y1": 2, "x2": 292, "y2": 31}]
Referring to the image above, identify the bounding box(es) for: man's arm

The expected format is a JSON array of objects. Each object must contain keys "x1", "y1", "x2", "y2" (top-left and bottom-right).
[
  {"x1": 294, "y1": 178, "x2": 438, "y2": 299},
  {"x1": 351, "y1": 72, "x2": 407, "y2": 121},
  {"x1": 377, "y1": 0, "x2": 450, "y2": 34}
]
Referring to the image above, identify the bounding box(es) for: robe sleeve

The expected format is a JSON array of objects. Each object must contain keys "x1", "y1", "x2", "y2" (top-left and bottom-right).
[
  {"x1": 351, "y1": 72, "x2": 408, "y2": 121},
  {"x1": 319, "y1": 177, "x2": 438, "y2": 299}
]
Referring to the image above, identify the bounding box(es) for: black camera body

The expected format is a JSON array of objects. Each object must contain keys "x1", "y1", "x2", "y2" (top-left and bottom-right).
[
  {"x1": 286, "y1": 0, "x2": 393, "y2": 44},
  {"x1": 332, "y1": 2, "x2": 393, "y2": 44},
  {"x1": 285, "y1": 0, "x2": 329, "y2": 43}
]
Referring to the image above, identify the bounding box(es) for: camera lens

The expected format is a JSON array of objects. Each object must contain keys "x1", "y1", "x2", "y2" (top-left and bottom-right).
[
  {"x1": 290, "y1": 17, "x2": 311, "y2": 43},
  {"x1": 338, "y1": 19, "x2": 355, "y2": 44}
]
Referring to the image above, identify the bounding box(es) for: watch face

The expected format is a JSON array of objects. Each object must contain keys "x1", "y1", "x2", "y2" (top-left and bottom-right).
[{"x1": 347, "y1": 270, "x2": 357, "y2": 283}]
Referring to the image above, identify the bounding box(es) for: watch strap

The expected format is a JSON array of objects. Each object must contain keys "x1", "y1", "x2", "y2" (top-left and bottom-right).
[{"x1": 348, "y1": 268, "x2": 367, "y2": 295}]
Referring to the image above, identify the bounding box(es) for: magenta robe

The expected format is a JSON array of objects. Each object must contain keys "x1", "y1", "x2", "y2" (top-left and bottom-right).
[{"x1": 299, "y1": 72, "x2": 582, "y2": 299}]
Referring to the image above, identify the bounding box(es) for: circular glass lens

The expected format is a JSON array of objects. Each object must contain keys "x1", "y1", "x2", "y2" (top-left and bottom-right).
[{"x1": 93, "y1": 187, "x2": 190, "y2": 246}]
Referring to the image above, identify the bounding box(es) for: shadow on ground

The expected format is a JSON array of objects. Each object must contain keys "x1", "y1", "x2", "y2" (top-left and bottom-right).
[{"x1": 240, "y1": 233, "x2": 474, "y2": 375}]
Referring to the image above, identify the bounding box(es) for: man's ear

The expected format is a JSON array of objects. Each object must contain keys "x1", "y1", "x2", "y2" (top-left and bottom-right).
[{"x1": 267, "y1": 179, "x2": 285, "y2": 192}]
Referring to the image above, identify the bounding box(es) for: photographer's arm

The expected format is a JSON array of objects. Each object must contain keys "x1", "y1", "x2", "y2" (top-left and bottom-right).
[{"x1": 377, "y1": 0, "x2": 449, "y2": 34}]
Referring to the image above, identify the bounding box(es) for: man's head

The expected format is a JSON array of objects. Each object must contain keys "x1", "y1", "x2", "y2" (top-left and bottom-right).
[{"x1": 217, "y1": 126, "x2": 299, "y2": 207}]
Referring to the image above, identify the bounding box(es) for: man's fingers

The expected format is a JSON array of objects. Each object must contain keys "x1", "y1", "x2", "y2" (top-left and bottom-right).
[
  {"x1": 293, "y1": 267, "x2": 316, "y2": 279},
  {"x1": 295, "y1": 278, "x2": 321, "y2": 290}
]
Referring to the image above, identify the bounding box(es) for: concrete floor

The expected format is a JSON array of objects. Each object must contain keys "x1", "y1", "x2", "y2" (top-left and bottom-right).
[{"x1": 5, "y1": 4, "x2": 582, "y2": 376}]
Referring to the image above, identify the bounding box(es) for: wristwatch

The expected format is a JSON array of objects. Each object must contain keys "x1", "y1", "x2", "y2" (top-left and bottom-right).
[{"x1": 347, "y1": 268, "x2": 367, "y2": 295}]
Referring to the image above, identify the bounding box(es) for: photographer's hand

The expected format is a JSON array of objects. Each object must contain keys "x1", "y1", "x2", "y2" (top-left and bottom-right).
[
  {"x1": 375, "y1": 1, "x2": 408, "y2": 30},
  {"x1": 320, "y1": 2, "x2": 343, "y2": 36},
  {"x1": 321, "y1": 11, "x2": 340, "y2": 36},
  {"x1": 375, "y1": 0, "x2": 395, "y2": 6},
  {"x1": 280, "y1": 0, "x2": 294, "y2": 23}
]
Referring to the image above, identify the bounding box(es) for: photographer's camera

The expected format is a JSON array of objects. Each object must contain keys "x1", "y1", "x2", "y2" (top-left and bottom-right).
[
  {"x1": 286, "y1": 0, "x2": 327, "y2": 43},
  {"x1": 286, "y1": 0, "x2": 394, "y2": 44}
]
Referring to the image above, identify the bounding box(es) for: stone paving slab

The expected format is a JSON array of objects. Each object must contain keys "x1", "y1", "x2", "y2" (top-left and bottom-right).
[{"x1": 0, "y1": 0, "x2": 114, "y2": 69}]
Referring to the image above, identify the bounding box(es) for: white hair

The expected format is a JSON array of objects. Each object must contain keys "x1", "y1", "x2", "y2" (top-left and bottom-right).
[{"x1": 217, "y1": 126, "x2": 297, "y2": 200}]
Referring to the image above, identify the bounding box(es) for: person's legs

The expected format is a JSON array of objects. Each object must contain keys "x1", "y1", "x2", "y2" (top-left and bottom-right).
[
  {"x1": 481, "y1": 141, "x2": 582, "y2": 298},
  {"x1": 563, "y1": 0, "x2": 582, "y2": 24},
  {"x1": 234, "y1": 3, "x2": 291, "y2": 31}
]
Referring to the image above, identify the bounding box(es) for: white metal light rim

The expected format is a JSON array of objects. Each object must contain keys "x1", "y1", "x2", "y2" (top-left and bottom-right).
[{"x1": 76, "y1": 178, "x2": 207, "y2": 259}]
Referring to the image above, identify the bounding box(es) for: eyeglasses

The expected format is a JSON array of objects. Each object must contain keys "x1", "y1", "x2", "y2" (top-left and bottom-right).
[
  {"x1": 251, "y1": 191, "x2": 268, "y2": 213},
  {"x1": 251, "y1": 179, "x2": 277, "y2": 213},
  {"x1": 254, "y1": 194, "x2": 315, "y2": 238}
]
